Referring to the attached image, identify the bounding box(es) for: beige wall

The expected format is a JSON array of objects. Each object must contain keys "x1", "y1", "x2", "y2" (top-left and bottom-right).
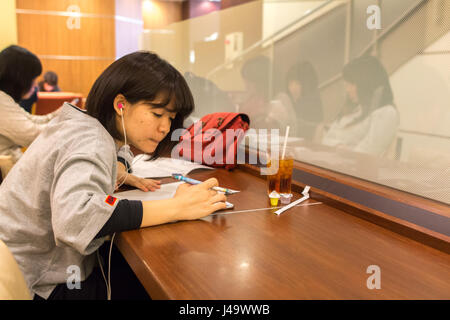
[
  {"x1": 0, "y1": 0, "x2": 18, "y2": 50},
  {"x1": 143, "y1": 0, "x2": 183, "y2": 29},
  {"x1": 16, "y1": 0, "x2": 142, "y2": 98},
  {"x1": 391, "y1": 30, "x2": 450, "y2": 166},
  {"x1": 140, "y1": 0, "x2": 263, "y2": 91},
  {"x1": 115, "y1": 0, "x2": 143, "y2": 59},
  {"x1": 16, "y1": 0, "x2": 116, "y2": 97}
]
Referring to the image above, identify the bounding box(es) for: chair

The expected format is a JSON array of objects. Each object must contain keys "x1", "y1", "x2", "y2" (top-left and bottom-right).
[
  {"x1": 0, "y1": 155, "x2": 14, "y2": 183},
  {"x1": 0, "y1": 240, "x2": 31, "y2": 300},
  {"x1": 34, "y1": 92, "x2": 84, "y2": 115}
]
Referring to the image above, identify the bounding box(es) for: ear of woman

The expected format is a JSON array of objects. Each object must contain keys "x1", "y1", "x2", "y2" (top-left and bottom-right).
[{"x1": 113, "y1": 95, "x2": 127, "y2": 116}]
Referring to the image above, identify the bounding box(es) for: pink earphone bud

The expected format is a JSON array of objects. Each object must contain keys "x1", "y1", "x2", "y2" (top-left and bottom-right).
[{"x1": 118, "y1": 103, "x2": 123, "y2": 109}]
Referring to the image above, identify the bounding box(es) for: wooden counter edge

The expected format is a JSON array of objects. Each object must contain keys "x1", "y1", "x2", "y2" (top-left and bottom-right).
[
  {"x1": 115, "y1": 233, "x2": 171, "y2": 300},
  {"x1": 238, "y1": 163, "x2": 450, "y2": 254}
]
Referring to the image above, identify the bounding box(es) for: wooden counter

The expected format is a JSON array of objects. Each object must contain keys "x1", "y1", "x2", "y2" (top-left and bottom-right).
[{"x1": 116, "y1": 168, "x2": 450, "y2": 299}]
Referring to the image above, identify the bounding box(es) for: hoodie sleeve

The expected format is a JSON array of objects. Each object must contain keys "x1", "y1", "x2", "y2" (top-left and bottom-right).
[
  {"x1": 50, "y1": 152, "x2": 118, "y2": 255},
  {"x1": 354, "y1": 106, "x2": 399, "y2": 156},
  {"x1": 117, "y1": 144, "x2": 134, "y2": 173},
  {"x1": 0, "y1": 97, "x2": 53, "y2": 147}
]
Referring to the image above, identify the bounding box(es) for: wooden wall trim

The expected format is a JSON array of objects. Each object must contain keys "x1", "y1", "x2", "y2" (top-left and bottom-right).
[
  {"x1": 16, "y1": 8, "x2": 143, "y2": 25},
  {"x1": 38, "y1": 55, "x2": 115, "y2": 60}
]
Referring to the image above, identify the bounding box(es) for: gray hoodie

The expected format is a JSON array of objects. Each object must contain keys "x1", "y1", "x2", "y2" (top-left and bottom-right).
[{"x1": 0, "y1": 103, "x2": 131, "y2": 299}]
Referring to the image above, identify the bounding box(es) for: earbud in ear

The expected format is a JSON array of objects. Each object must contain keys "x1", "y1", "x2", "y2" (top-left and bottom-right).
[{"x1": 118, "y1": 103, "x2": 124, "y2": 116}]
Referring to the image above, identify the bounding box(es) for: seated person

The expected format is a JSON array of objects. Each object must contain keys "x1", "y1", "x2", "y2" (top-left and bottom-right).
[
  {"x1": 238, "y1": 55, "x2": 271, "y2": 125},
  {"x1": 0, "y1": 51, "x2": 227, "y2": 300},
  {"x1": 38, "y1": 71, "x2": 61, "y2": 92},
  {"x1": 19, "y1": 84, "x2": 38, "y2": 113},
  {"x1": 270, "y1": 62, "x2": 323, "y2": 140},
  {"x1": 322, "y1": 55, "x2": 399, "y2": 156},
  {"x1": 282, "y1": 61, "x2": 324, "y2": 140},
  {"x1": 251, "y1": 98, "x2": 297, "y2": 134},
  {"x1": 184, "y1": 71, "x2": 235, "y2": 118},
  {"x1": 0, "y1": 45, "x2": 59, "y2": 163},
  {"x1": 238, "y1": 56, "x2": 295, "y2": 133}
]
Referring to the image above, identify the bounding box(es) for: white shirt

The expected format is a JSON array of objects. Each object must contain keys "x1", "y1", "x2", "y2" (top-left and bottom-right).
[
  {"x1": 322, "y1": 105, "x2": 399, "y2": 156},
  {"x1": 0, "y1": 90, "x2": 55, "y2": 162}
]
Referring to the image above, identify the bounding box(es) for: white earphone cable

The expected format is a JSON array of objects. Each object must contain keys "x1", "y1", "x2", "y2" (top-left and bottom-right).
[
  {"x1": 99, "y1": 106, "x2": 130, "y2": 300},
  {"x1": 116, "y1": 107, "x2": 130, "y2": 190},
  {"x1": 107, "y1": 233, "x2": 116, "y2": 300}
]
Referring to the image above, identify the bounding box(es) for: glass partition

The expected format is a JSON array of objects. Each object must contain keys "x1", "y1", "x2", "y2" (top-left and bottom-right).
[{"x1": 140, "y1": 0, "x2": 450, "y2": 204}]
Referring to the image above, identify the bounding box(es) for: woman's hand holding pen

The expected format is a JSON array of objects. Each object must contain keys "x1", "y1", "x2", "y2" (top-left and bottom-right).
[
  {"x1": 173, "y1": 178, "x2": 228, "y2": 220},
  {"x1": 140, "y1": 178, "x2": 227, "y2": 228}
]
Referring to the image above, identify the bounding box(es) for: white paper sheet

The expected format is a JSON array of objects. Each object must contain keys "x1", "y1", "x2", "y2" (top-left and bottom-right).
[
  {"x1": 113, "y1": 181, "x2": 234, "y2": 209},
  {"x1": 130, "y1": 156, "x2": 214, "y2": 178},
  {"x1": 243, "y1": 132, "x2": 304, "y2": 151},
  {"x1": 114, "y1": 182, "x2": 183, "y2": 201}
]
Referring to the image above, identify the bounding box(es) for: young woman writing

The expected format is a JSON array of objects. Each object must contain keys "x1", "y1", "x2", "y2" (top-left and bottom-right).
[{"x1": 0, "y1": 51, "x2": 227, "y2": 300}]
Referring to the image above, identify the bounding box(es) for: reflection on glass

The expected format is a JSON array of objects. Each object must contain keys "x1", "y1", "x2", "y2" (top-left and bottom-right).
[
  {"x1": 279, "y1": 61, "x2": 324, "y2": 140},
  {"x1": 321, "y1": 55, "x2": 399, "y2": 156},
  {"x1": 139, "y1": 0, "x2": 450, "y2": 204},
  {"x1": 184, "y1": 71, "x2": 235, "y2": 118},
  {"x1": 239, "y1": 55, "x2": 271, "y2": 125}
]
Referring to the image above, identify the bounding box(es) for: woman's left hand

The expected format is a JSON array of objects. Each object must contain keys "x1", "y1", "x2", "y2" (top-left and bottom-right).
[
  {"x1": 116, "y1": 174, "x2": 161, "y2": 192},
  {"x1": 116, "y1": 161, "x2": 161, "y2": 192}
]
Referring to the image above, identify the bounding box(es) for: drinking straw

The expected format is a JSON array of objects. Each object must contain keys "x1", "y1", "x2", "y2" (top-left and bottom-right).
[
  {"x1": 281, "y1": 126, "x2": 290, "y2": 160},
  {"x1": 275, "y1": 186, "x2": 311, "y2": 215}
]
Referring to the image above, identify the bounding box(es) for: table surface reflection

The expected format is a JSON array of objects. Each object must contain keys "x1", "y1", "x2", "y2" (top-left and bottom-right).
[{"x1": 116, "y1": 168, "x2": 450, "y2": 299}]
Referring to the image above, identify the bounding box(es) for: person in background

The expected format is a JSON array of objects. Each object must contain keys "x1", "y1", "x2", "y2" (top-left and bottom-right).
[
  {"x1": 322, "y1": 55, "x2": 399, "y2": 156},
  {"x1": 19, "y1": 84, "x2": 38, "y2": 113},
  {"x1": 184, "y1": 71, "x2": 235, "y2": 118},
  {"x1": 238, "y1": 55, "x2": 271, "y2": 125},
  {"x1": 0, "y1": 51, "x2": 227, "y2": 300},
  {"x1": 38, "y1": 71, "x2": 61, "y2": 92},
  {"x1": 284, "y1": 61, "x2": 324, "y2": 140},
  {"x1": 0, "y1": 45, "x2": 59, "y2": 163}
]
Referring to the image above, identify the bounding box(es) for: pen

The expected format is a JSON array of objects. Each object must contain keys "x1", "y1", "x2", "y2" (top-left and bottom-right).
[{"x1": 172, "y1": 174, "x2": 240, "y2": 195}]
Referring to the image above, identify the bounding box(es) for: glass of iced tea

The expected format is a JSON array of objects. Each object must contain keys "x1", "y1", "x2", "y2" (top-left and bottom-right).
[{"x1": 266, "y1": 156, "x2": 294, "y2": 196}]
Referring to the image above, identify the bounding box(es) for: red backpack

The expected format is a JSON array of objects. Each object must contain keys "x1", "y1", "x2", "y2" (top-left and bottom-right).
[{"x1": 174, "y1": 113, "x2": 250, "y2": 170}]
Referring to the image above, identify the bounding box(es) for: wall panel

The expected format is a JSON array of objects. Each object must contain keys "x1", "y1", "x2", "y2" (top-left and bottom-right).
[
  {"x1": 38, "y1": 58, "x2": 114, "y2": 100},
  {"x1": 16, "y1": 0, "x2": 115, "y2": 15},
  {"x1": 16, "y1": 0, "x2": 117, "y2": 97},
  {"x1": 143, "y1": 1, "x2": 183, "y2": 29},
  {"x1": 0, "y1": 0, "x2": 17, "y2": 50}
]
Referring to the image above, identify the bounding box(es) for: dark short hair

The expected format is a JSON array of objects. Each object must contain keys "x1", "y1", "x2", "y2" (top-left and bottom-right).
[
  {"x1": 343, "y1": 55, "x2": 394, "y2": 110},
  {"x1": 341, "y1": 55, "x2": 395, "y2": 126},
  {"x1": 0, "y1": 45, "x2": 42, "y2": 102},
  {"x1": 241, "y1": 55, "x2": 271, "y2": 100},
  {"x1": 286, "y1": 61, "x2": 319, "y2": 94},
  {"x1": 85, "y1": 51, "x2": 194, "y2": 160},
  {"x1": 285, "y1": 61, "x2": 323, "y2": 111},
  {"x1": 43, "y1": 71, "x2": 58, "y2": 86}
]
